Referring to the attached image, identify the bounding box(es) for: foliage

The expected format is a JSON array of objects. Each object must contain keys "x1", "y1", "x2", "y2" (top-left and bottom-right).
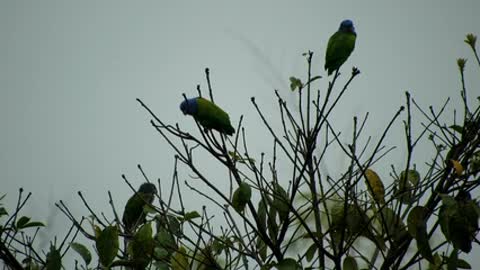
[{"x1": 1, "y1": 33, "x2": 480, "y2": 270}]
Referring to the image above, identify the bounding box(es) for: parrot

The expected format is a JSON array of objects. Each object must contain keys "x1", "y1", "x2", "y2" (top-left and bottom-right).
[
  {"x1": 122, "y1": 182, "x2": 157, "y2": 234},
  {"x1": 324, "y1": 19, "x2": 357, "y2": 76},
  {"x1": 179, "y1": 97, "x2": 235, "y2": 135},
  {"x1": 232, "y1": 182, "x2": 252, "y2": 213}
]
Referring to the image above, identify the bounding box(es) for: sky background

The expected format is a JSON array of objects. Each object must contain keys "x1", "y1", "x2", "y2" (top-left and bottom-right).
[{"x1": 1, "y1": 0, "x2": 479, "y2": 268}]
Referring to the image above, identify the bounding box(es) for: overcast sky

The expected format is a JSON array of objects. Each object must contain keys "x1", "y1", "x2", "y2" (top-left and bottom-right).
[{"x1": 1, "y1": 0, "x2": 479, "y2": 267}]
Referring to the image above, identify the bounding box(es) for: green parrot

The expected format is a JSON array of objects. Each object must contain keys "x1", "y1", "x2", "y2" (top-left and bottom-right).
[
  {"x1": 325, "y1": 19, "x2": 357, "y2": 76},
  {"x1": 122, "y1": 182, "x2": 157, "y2": 234},
  {"x1": 180, "y1": 97, "x2": 235, "y2": 135},
  {"x1": 232, "y1": 182, "x2": 252, "y2": 213}
]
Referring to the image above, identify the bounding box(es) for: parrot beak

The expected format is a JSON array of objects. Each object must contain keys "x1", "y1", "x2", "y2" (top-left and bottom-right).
[{"x1": 180, "y1": 102, "x2": 188, "y2": 115}]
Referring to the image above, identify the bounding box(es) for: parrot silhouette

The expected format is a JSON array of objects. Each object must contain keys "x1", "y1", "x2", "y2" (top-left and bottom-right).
[
  {"x1": 325, "y1": 19, "x2": 357, "y2": 76},
  {"x1": 180, "y1": 97, "x2": 235, "y2": 135},
  {"x1": 122, "y1": 182, "x2": 157, "y2": 234}
]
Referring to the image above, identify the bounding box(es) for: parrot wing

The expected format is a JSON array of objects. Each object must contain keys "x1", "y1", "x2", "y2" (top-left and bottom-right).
[{"x1": 195, "y1": 97, "x2": 235, "y2": 135}]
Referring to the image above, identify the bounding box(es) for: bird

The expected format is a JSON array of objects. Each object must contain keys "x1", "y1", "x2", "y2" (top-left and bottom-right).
[
  {"x1": 122, "y1": 182, "x2": 157, "y2": 234},
  {"x1": 180, "y1": 97, "x2": 235, "y2": 135},
  {"x1": 325, "y1": 19, "x2": 357, "y2": 76}
]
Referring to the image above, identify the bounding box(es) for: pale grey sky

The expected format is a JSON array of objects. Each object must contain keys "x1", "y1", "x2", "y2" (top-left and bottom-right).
[{"x1": 1, "y1": 0, "x2": 479, "y2": 268}]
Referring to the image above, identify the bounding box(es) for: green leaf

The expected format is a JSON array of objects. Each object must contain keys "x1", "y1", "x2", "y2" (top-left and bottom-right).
[
  {"x1": 407, "y1": 205, "x2": 424, "y2": 227},
  {"x1": 167, "y1": 215, "x2": 182, "y2": 237},
  {"x1": 25, "y1": 263, "x2": 41, "y2": 270},
  {"x1": 272, "y1": 183, "x2": 289, "y2": 223},
  {"x1": 196, "y1": 246, "x2": 221, "y2": 270},
  {"x1": 416, "y1": 231, "x2": 434, "y2": 263},
  {"x1": 330, "y1": 201, "x2": 346, "y2": 228},
  {"x1": 0, "y1": 207, "x2": 8, "y2": 217},
  {"x1": 154, "y1": 261, "x2": 170, "y2": 270},
  {"x1": 228, "y1": 151, "x2": 255, "y2": 165},
  {"x1": 156, "y1": 214, "x2": 182, "y2": 237},
  {"x1": 439, "y1": 205, "x2": 452, "y2": 241},
  {"x1": 92, "y1": 224, "x2": 101, "y2": 239},
  {"x1": 441, "y1": 192, "x2": 479, "y2": 253},
  {"x1": 128, "y1": 223, "x2": 154, "y2": 269},
  {"x1": 400, "y1": 169, "x2": 421, "y2": 186},
  {"x1": 135, "y1": 222, "x2": 153, "y2": 242},
  {"x1": 449, "y1": 209, "x2": 475, "y2": 253},
  {"x1": 429, "y1": 253, "x2": 444, "y2": 270},
  {"x1": 267, "y1": 204, "x2": 279, "y2": 240},
  {"x1": 15, "y1": 216, "x2": 31, "y2": 230},
  {"x1": 343, "y1": 256, "x2": 359, "y2": 270},
  {"x1": 154, "y1": 247, "x2": 170, "y2": 261},
  {"x1": 289, "y1": 76, "x2": 303, "y2": 91},
  {"x1": 407, "y1": 206, "x2": 427, "y2": 239},
  {"x1": 95, "y1": 225, "x2": 119, "y2": 267},
  {"x1": 447, "y1": 249, "x2": 458, "y2": 270},
  {"x1": 45, "y1": 244, "x2": 62, "y2": 270},
  {"x1": 256, "y1": 237, "x2": 267, "y2": 261},
  {"x1": 305, "y1": 243, "x2": 317, "y2": 262},
  {"x1": 407, "y1": 206, "x2": 433, "y2": 262},
  {"x1": 394, "y1": 180, "x2": 413, "y2": 205},
  {"x1": 70, "y1": 242, "x2": 92, "y2": 265},
  {"x1": 171, "y1": 246, "x2": 189, "y2": 270},
  {"x1": 183, "y1": 211, "x2": 200, "y2": 221},
  {"x1": 257, "y1": 198, "x2": 268, "y2": 233},
  {"x1": 212, "y1": 238, "x2": 224, "y2": 254},
  {"x1": 143, "y1": 204, "x2": 157, "y2": 214},
  {"x1": 276, "y1": 258, "x2": 301, "y2": 270},
  {"x1": 14, "y1": 216, "x2": 45, "y2": 230},
  {"x1": 228, "y1": 151, "x2": 242, "y2": 161},
  {"x1": 449, "y1": 125, "x2": 464, "y2": 134},
  {"x1": 457, "y1": 259, "x2": 472, "y2": 269},
  {"x1": 232, "y1": 182, "x2": 252, "y2": 213},
  {"x1": 447, "y1": 253, "x2": 473, "y2": 269},
  {"x1": 439, "y1": 194, "x2": 457, "y2": 207},
  {"x1": 155, "y1": 227, "x2": 177, "y2": 252},
  {"x1": 379, "y1": 207, "x2": 406, "y2": 239}
]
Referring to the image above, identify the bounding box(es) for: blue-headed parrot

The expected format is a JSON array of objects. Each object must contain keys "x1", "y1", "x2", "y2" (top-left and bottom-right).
[
  {"x1": 180, "y1": 97, "x2": 235, "y2": 136},
  {"x1": 325, "y1": 19, "x2": 357, "y2": 76},
  {"x1": 122, "y1": 182, "x2": 157, "y2": 234}
]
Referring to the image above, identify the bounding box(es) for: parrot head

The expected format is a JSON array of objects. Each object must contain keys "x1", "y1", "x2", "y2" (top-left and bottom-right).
[
  {"x1": 180, "y1": 97, "x2": 199, "y2": 115},
  {"x1": 339, "y1": 19, "x2": 356, "y2": 35},
  {"x1": 138, "y1": 182, "x2": 157, "y2": 195}
]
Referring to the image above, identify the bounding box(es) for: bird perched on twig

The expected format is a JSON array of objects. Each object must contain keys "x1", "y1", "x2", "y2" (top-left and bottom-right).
[
  {"x1": 180, "y1": 97, "x2": 235, "y2": 136},
  {"x1": 325, "y1": 19, "x2": 357, "y2": 76},
  {"x1": 122, "y1": 182, "x2": 157, "y2": 234}
]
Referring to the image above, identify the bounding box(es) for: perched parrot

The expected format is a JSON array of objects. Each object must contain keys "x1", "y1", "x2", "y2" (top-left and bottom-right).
[
  {"x1": 232, "y1": 182, "x2": 252, "y2": 213},
  {"x1": 122, "y1": 182, "x2": 157, "y2": 234},
  {"x1": 180, "y1": 97, "x2": 235, "y2": 135},
  {"x1": 324, "y1": 19, "x2": 357, "y2": 76}
]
